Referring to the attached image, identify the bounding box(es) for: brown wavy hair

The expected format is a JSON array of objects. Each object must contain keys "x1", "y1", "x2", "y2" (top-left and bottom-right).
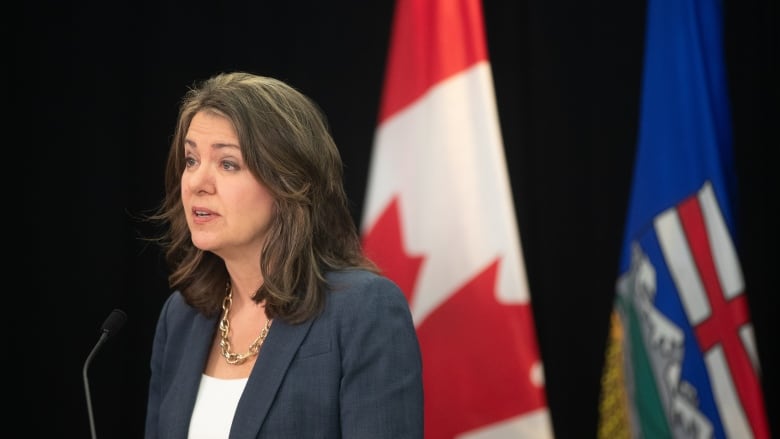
[{"x1": 149, "y1": 71, "x2": 377, "y2": 324}]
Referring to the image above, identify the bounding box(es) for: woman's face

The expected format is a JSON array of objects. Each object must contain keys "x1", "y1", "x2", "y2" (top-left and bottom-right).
[{"x1": 181, "y1": 110, "x2": 275, "y2": 262}]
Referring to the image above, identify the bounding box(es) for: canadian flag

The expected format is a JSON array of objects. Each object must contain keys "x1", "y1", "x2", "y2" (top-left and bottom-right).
[{"x1": 360, "y1": 0, "x2": 554, "y2": 437}]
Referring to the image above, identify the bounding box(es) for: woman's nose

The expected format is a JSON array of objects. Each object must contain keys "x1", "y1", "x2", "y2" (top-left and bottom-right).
[{"x1": 187, "y1": 163, "x2": 216, "y2": 194}]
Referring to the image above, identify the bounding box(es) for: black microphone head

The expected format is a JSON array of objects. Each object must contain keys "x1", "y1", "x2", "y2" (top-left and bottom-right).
[{"x1": 100, "y1": 309, "x2": 127, "y2": 337}]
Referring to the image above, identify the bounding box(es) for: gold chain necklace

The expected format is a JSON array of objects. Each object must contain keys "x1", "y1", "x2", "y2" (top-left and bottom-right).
[{"x1": 218, "y1": 285, "x2": 272, "y2": 365}]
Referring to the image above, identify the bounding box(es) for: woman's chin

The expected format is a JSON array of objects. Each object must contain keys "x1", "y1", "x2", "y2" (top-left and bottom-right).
[{"x1": 190, "y1": 237, "x2": 219, "y2": 252}]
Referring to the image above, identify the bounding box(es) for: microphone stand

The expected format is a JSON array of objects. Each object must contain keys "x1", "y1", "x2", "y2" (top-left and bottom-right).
[
  {"x1": 83, "y1": 331, "x2": 110, "y2": 439},
  {"x1": 83, "y1": 309, "x2": 127, "y2": 439}
]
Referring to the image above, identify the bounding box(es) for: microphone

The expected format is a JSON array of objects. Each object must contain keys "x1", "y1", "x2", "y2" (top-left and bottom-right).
[{"x1": 83, "y1": 309, "x2": 128, "y2": 439}]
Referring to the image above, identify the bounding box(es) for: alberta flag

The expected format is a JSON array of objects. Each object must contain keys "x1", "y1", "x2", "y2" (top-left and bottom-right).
[
  {"x1": 360, "y1": 0, "x2": 554, "y2": 438},
  {"x1": 597, "y1": 0, "x2": 770, "y2": 438}
]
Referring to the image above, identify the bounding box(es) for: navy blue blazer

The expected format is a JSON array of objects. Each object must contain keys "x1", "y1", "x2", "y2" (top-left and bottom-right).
[{"x1": 144, "y1": 269, "x2": 424, "y2": 438}]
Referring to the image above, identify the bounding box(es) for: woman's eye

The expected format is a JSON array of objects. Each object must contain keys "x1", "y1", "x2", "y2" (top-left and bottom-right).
[
  {"x1": 222, "y1": 160, "x2": 239, "y2": 171},
  {"x1": 184, "y1": 156, "x2": 197, "y2": 167}
]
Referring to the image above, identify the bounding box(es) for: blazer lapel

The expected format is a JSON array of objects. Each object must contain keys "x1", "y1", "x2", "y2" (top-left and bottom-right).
[
  {"x1": 229, "y1": 318, "x2": 313, "y2": 439},
  {"x1": 164, "y1": 312, "x2": 217, "y2": 439}
]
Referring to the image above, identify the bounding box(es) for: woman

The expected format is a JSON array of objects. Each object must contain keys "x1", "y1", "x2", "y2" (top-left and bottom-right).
[{"x1": 144, "y1": 71, "x2": 424, "y2": 438}]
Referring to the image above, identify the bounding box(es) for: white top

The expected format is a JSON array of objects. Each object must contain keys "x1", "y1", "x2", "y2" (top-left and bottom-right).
[{"x1": 188, "y1": 374, "x2": 249, "y2": 439}]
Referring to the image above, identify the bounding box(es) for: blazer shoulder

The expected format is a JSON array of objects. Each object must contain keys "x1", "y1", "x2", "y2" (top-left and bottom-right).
[
  {"x1": 324, "y1": 269, "x2": 411, "y2": 319},
  {"x1": 326, "y1": 269, "x2": 403, "y2": 298}
]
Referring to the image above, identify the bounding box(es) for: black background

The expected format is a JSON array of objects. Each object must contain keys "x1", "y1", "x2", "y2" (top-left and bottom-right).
[{"x1": 18, "y1": 0, "x2": 777, "y2": 437}]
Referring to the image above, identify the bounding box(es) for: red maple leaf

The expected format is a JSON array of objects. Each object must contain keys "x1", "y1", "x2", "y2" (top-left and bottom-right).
[
  {"x1": 362, "y1": 196, "x2": 424, "y2": 302},
  {"x1": 362, "y1": 197, "x2": 547, "y2": 438}
]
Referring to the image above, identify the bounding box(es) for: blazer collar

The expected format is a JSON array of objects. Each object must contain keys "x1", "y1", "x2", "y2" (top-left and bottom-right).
[{"x1": 229, "y1": 317, "x2": 314, "y2": 439}]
